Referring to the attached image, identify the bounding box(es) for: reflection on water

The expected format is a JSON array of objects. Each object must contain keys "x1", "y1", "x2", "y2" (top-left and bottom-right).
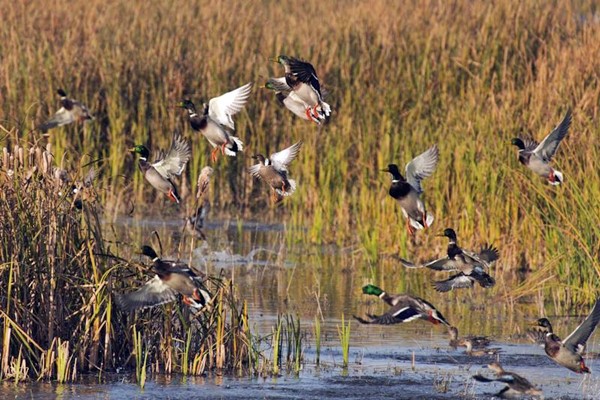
[{"x1": 3, "y1": 216, "x2": 599, "y2": 399}]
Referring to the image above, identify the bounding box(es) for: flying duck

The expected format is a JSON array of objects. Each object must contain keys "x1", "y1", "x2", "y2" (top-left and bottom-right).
[
  {"x1": 273, "y1": 55, "x2": 331, "y2": 121},
  {"x1": 39, "y1": 89, "x2": 94, "y2": 133},
  {"x1": 129, "y1": 133, "x2": 191, "y2": 203},
  {"x1": 115, "y1": 246, "x2": 211, "y2": 312},
  {"x1": 180, "y1": 82, "x2": 252, "y2": 162},
  {"x1": 529, "y1": 300, "x2": 600, "y2": 373},
  {"x1": 249, "y1": 141, "x2": 303, "y2": 202},
  {"x1": 264, "y1": 77, "x2": 328, "y2": 124},
  {"x1": 354, "y1": 284, "x2": 451, "y2": 327},
  {"x1": 473, "y1": 362, "x2": 543, "y2": 399},
  {"x1": 511, "y1": 109, "x2": 571, "y2": 185},
  {"x1": 399, "y1": 228, "x2": 498, "y2": 292},
  {"x1": 382, "y1": 144, "x2": 439, "y2": 235}
]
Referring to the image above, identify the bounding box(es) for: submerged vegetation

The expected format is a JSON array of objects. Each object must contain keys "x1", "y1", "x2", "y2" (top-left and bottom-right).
[{"x1": 0, "y1": 0, "x2": 599, "y2": 386}]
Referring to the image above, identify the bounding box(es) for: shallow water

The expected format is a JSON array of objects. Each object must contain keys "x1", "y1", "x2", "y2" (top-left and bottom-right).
[{"x1": 4, "y1": 217, "x2": 600, "y2": 399}]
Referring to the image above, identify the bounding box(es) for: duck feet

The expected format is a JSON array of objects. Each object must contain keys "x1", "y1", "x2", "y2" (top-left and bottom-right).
[
  {"x1": 211, "y1": 147, "x2": 219, "y2": 163},
  {"x1": 406, "y1": 218, "x2": 415, "y2": 236},
  {"x1": 221, "y1": 143, "x2": 227, "y2": 155}
]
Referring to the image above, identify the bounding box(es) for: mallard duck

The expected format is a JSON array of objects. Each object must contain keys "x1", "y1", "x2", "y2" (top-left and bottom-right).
[
  {"x1": 382, "y1": 144, "x2": 439, "y2": 235},
  {"x1": 264, "y1": 77, "x2": 328, "y2": 124},
  {"x1": 272, "y1": 55, "x2": 331, "y2": 121},
  {"x1": 249, "y1": 141, "x2": 302, "y2": 202},
  {"x1": 129, "y1": 133, "x2": 191, "y2": 204},
  {"x1": 530, "y1": 300, "x2": 600, "y2": 373},
  {"x1": 448, "y1": 326, "x2": 492, "y2": 349},
  {"x1": 511, "y1": 109, "x2": 571, "y2": 185},
  {"x1": 115, "y1": 246, "x2": 211, "y2": 312},
  {"x1": 354, "y1": 284, "x2": 451, "y2": 327},
  {"x1": 180, "y1": 83, "x2": 252, "y2": 162},
  {"x1": 39, "y1": 89, "x2": 94, "y2": 133},
  {"x1": 464, "y1": 340, "x2": 501, "y2": 357},
  {"x1": 400, "y1": 228, "x2": 498, "y2": 292},
  {"x1": 184, "y1": 204, "x2": 209, "y2": 240},
  {"x1": 473, "y1": 362, "x2": 543, "y2": 399}
]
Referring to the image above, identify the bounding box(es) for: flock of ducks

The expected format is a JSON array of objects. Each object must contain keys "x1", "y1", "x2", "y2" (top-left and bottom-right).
[{"x1": 38, "y1": 54, "x2": 596, "y2": 398}]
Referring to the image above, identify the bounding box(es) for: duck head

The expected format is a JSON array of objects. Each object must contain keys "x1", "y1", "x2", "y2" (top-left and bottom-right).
[
  {"x1": 536, "y1": 317, "x2": 553, "y2": 332},
  {"x1": 179, "y1": 99, "x2": 197, "y2": 113},
  {"x1": 129, "y1": 145, "x2": 150, "y2": 159},
  {"x1": 437, "y1": 228, "x2": 457, "y2": 242},
  {"x1": 271, "y1": 55, "x2": 291, "y2": 65},
  {"x1": 511, "y1": 138, "x2": 526, "y2": 150},
  {"x1": 140, "y1": 245, "x2": 159, "y2": 260},
  {"x1": 381, "y1": 164, "x2": 404, "y2": 181},
  {"x1": 252, "y1": 154, "x2": 267, "y2": 165},
  {"x1": 57, "y1": 88, "x2": 67, "y2": 98},
  {"x1": 362, "y1": 284, "x2": 384, "y2": 296}
]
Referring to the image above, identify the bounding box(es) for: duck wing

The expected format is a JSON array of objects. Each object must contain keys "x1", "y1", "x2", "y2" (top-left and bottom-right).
[
  {"x1": 433, "y1": 273, "x2": 474, "y2": 292},
  {"x1": 405, "y1": 144, "x2": 439, "y2": 194},
  {"x1": 270, "y1": 141, "x2": 303, "y2": 172},
  {"x1": 208, "y1": 82, "x2": 253, "y2": 130},
  {"x1": 115, "y1": 275, "x2": 178, "y2": 312},
  {"x1": 533, "y1": 109, "x2": 571, "y2": 162},
  {"x1": 355, "y1": 305, "x2": 423, "y2": 325},
  {"x1": 563, "y1": 299, "x2": 600, "y2": 354},
  {"x1": 152, "y1": 134, "x2": 191, "y2": 179},
  {"x1": 266, "y1": 77, "x2": 292, "y2": 93},
  {"x1": 39, "y1": 107, "x2": 75, "y2": 132},
  {"x1": 478, "y1": 244, "x2": 500, "y2": 263},
  {"x1": 287, "y1": 57, "x2": 322, "y2": 96}
]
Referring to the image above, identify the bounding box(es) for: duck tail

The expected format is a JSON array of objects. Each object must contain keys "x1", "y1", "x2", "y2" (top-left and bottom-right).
[
  {"x1": 320, "y1": 101, "x2": 332, "y2": 117},
  {"x1": 549, "y1": 169, "x2": 563, "y2": 185},
  {"x1": 275, "y1": 179, "x2": 296, "y2": 196},
  {"x1": 225, "y1": 136, "x2": 244, "y2": 156}
]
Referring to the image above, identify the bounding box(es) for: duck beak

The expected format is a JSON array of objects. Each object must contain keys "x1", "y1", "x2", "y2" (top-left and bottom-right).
[
  {"x1": 435, "y1": 232, "x2": 446, "y2": 237},
  {"x1": 380, "y1": 168, "x2": 389, "y2": 172},
  {"x1": 251, "y1": 155, "x2": 258, "y2": 160},
  {"x1": 128, "y1": 147, "x2": 136, "y2": 153},
  {"x1": 269, "y1": 56, "x2": 279, "y2": 63}
]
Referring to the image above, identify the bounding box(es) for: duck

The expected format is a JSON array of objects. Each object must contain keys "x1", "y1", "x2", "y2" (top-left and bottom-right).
[
  {"x1": 530, "y1": 300, "x2": 600, "y2": 373},
  {"x1": 39, "y1": 89, "x2": 94, "y2": 133},
  {"x1": 448, "y1": 326, "x2": 492, "y2": 349},
  {"x1": 464, "y1": 340, "x2": 501, "y2": 357},
  {"x1": 511, "y1": 109, "x2": 571, "y2": 185},
  {"x1": 473, "y1": 362, "x2": 543, "y2": 399},
  {"x1": 382, "y1": 144, "x2": 439, "y2": 235},
  {"x1": 399, "y1": 228, "x2": 498, "y2": 292},
  {"x1": 272, "y1": 55, "x2": 331, "y2": 121},
  {"x1": 184, "y1": 204, "x2": 209, "y2": 240},
  {"x1": 180, "y1": 82, "x2": 252, "y2": 163},
  {"x1": 249, "y1": 141, "x2": 303, "y2": 203},
  {"x1": 354, "y1": 284, "x2": 451, "y2": 327},
  {"x1": 264, "y1": 77, "x2": 328, "y2": 124},
  {"x1": 196, "y1": 166, "x2": 214, "y2": 201},
  {"x1": 115, "y1": 246, "x2": 211, "y2": 312}
]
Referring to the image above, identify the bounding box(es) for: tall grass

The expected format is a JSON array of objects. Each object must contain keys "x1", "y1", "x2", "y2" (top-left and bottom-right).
[{"x1": 1, "y1": 0, "x2": 598, "y2": 303}]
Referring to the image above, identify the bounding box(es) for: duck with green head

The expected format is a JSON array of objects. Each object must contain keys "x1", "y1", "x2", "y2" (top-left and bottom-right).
[
  {"x1": 115, "y1": 245, "x2": 211, "y2": 312},
  {"x1": 179, "y1": 82, "x2": 252, "y2": 163},
  {"x1": 264, "y1": 77, "x2": 328, "y2": 124},
  {"x1": 399, "y1": 228, "x2": 498, "y2": 292},
  {"x1": 382, "y1": 144, "x2": 439, "y2": 235},
  {"x1": 354, "y1": 284, "x2": 451, "y2": 327},
  {"x1": 511, "y1": 109, "x2": 571, "y2": 185},
  {"x1": 272, "y1": 55, "x2": 331, "y2": 121},
  {"x1": 529, "y1": 300, "x2": 600, "y2": 374},
  {"x1": 129, "y1": 133, "x2": 191, "y2": 204}
]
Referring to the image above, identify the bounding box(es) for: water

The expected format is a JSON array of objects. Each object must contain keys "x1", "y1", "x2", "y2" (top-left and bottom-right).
[{"x1": 3, "y1": 217, "x2": 600, "y2": 399}]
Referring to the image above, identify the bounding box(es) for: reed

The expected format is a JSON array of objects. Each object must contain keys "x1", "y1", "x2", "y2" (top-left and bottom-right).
[
  {"x1": 132, "y1": 325, "x2": 148, "y2": 389},
  {"x1": 337, "y1": 314, "x2": 351, "y2": 368},
  {"x1": 313, "y1": 316, "x2": 321, "y2": 366}
]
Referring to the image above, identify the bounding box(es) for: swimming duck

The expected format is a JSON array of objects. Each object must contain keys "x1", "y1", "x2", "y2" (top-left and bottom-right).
[
  {"x1": 180, "y1": 82, "x2": 252, "y2": 162},
  {"x1": 473, "y1": 362, "x2": 543, "y2": 399},
  {"x1": 272, "y1": 55, "x2": 331, "y2": 121},
  {"x1": 115, "y1": 246, "x2": 211, "y2": 312},
  {"x1": 382, "y1": 145, "x2": 439, "y2": 235},
  {"x1": 39, "y1": 89, "x2": 94, "y2": 133},
  {"x1": 129, "y1": 133, "x2": 191, "y2": 203},
  {"x1": 531, "y1": 300, "x2": 600, "y2": 373},
  {"x1": 249, "y1": 141, "x2": 303, "y2": 202},
  {"x1": 354, "y1": 284, "x2": 451, "y2": 327},
  {"x1": 511, "y1": 109, "x2": 571, "y2": 185},
  {"x1": 264, "y1": 77, "x2": 328, "y2": 124},
  {"x1": 400, "y1": 228, "x2": 498, "y2": 292},
  {"x1": 448, "y1": 326, "x2": 492, "y2": 349},
  {"x1": 464, "y1": 340, "x2": 501, "y2": 357}
]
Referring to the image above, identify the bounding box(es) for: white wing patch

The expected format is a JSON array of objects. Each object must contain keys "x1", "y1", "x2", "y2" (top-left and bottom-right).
[{"x1": 208, "y1": 82, "x2": 253, "y2": 130}]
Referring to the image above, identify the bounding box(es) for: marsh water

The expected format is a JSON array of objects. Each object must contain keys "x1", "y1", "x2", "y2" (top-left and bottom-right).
[{"x1": 3, "y1": 216, "x2": 600, "y2": 399}]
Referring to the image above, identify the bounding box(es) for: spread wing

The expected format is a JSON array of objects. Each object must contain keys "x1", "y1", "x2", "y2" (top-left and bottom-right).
[
  {"x1": 405, "y1": 144, "x2": 439, "y2": 194},
  {"x1": 563, "y1": 299, "x2": 600, "y2": 354},
  {"x1": 208, "y1": 82, "x2": 253, "y2": 130},
  {"x1": 354, "y1": 306, "x2": 422, "y2": 325},
  {"x1": 152, "y1": 134, "x2": 191, "y2": 179},
  {"x1": 270, "y1": 141, "x2": 303, "y2": 172},
  {"x1": 248, "y1": 163, "x2": 262, "y2": 178},
  {"x1": 478, "y1": 244, "x2": 500, "y2": 263},
  {"x1": 115, "y1": 276, "x2": 178, "y2": 312},
  {"x1": 266, "y1": 77, "x2": 292, "y2": 93},
  {"x1": 433, "y1": 273, "x2": 474, "y2": 292},
  {"x1": 39, "y1": 108, "x2": 75, "y2": 132},
  {"x1": 288, "y1": 57, "x2": 322, "y2": 96},
  {"x1": 533, "y1": 109, "x2": 572, "y2": 161}
]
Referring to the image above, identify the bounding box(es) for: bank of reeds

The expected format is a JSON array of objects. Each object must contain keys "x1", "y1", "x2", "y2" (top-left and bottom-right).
[{"x1": 0, "y1": 2, "x2": 599, "y2": 305}]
